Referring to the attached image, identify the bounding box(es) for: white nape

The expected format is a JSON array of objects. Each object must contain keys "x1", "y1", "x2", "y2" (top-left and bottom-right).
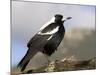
[
  {"x1": 62, "y1": 17, "x2": 66, "y2": 21},
  {"x1": 38, "y1": 26, "x2": 59, "y2": 35},
  {"x1": 39, "y1": 17, "x2": 55, "y2": 31}
]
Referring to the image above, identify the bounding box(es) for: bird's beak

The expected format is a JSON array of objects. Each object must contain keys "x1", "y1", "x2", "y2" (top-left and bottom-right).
[
  {"x1": 66, "y1": 17, "x2": 72, "y2": 20},
  {"x1": 63, "y1": 17, "x2": 72, "y2": 22}
]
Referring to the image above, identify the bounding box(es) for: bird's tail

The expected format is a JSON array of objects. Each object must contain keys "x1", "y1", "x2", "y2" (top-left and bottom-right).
[
  {"x1": 17, "y1": 49, "x2": 37, "y2": 72},
  {"x1": 17, "y1": 52, "x2": 30, "y2": 72}
]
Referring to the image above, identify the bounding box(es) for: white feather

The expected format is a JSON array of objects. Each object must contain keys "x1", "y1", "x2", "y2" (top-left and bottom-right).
[
  {"x1": 38, "y1": 26, "x2": 59, "y2": 35},
  {"x1": 47, "y1": 35, "x2": 53, "y2": 40},
  {"x1": 39, "y1": 17, "x2": 55, "y2": 31}
]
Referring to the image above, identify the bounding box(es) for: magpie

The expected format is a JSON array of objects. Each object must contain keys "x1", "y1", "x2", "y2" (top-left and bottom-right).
[{"x1": 17, "y1": 14, "x2": 72, "y2": 72}]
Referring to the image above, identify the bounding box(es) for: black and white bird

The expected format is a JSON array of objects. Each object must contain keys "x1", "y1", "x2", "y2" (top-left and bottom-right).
[{"x1": 17, "y1": 14, "x2": 72, "y2": 72}]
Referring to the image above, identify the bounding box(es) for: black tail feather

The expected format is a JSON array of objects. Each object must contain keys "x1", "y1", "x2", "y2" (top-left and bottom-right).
[
  {"x1": 17, "y1": 50, "x2": 31, "y2": 72},
  {"x1": 17, "y1": 54, "x2": 30, "y2": 72},
  {"x1": 20, "y1": 60, "x2": 30, "y2": 72},
  {"x1": 17, "y1": 49, "x2": 38, "y2": 72}
]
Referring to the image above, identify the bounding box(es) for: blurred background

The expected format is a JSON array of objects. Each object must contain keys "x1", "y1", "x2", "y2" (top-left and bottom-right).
[{"x1": 11, "y1": 0, "x2": 96, "y2": 71}]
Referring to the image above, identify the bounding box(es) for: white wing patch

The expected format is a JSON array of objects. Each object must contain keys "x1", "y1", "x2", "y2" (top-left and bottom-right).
[
  {"x1": 38, "y1": 26, "x2": 59, "y2": 35},
  {"x1": 47, "y1": 35, "x2": 53, "y2": 40},
  {"x1": 39, "y1": 17, "x2": 55, "y2": 31}
]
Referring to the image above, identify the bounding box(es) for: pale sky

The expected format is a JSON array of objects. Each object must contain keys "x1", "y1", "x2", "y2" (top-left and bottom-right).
[{"x1": 11, "y1": 1, "x2": 96, "y2": 66}]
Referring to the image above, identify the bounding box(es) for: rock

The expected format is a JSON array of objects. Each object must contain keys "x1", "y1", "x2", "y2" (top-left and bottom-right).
[{"x1": 23, "y1": 57, "x2": 96, "y2": 73}]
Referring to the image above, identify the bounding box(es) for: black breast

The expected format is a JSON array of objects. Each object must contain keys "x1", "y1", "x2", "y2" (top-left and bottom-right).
[{"x1": 42, "y1": 25, "x2": 65, "y2": 56}]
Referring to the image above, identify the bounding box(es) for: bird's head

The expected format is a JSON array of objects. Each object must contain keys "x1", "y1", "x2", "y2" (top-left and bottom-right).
[
  {"x1": 54, "y1": 14, "x2": 72, "y2": 23},
  {"x1": 54, "y1": 14, "x2": 63, "y2": 23}
]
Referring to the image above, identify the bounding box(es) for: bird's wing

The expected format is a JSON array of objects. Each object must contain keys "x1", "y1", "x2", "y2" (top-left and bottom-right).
[
  {"x1": 27, "y1": 34, "x2": 51, "y2": 48},
  {"x1": 44, "y1": 33, "x2": 61, "y2": 49},
  {"x1": 27, "y1": 23, "x2": 59, "y2": 48}
]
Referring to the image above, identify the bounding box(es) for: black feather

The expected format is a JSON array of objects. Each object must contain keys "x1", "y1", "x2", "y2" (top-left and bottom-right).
[{"x1": 17, "y1": 48, "x2": 38, "y2": 71}]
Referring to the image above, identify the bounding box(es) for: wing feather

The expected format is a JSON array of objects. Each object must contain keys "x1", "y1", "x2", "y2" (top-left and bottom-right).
[{"x1": 27, "y1": 34, "x2": 51, "y2": 48}]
